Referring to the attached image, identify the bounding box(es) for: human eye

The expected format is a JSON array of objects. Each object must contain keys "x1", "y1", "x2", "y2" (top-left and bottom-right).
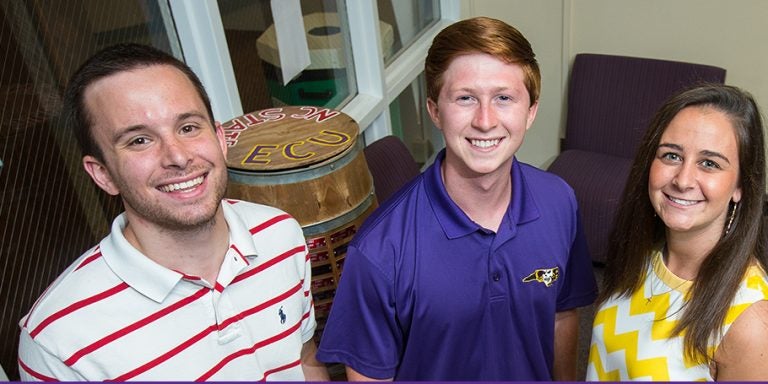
[
  {"x1": 179, "y1": 124, "x2": 202, "y2": 135},
  {"x1": 455, "y1": 95, "x2": 476, "y2": 105},
  {"x1": 659, "y1": 152, "x2": 682, "y2": 163},
  {"x1": 496, "y1": 95, "x2": 512, "y2": 103},
  {"x1": 700, "y1": 158, "x2": 722, "y2": 170},
  {"x1": 127, "y1": 136, "x2": 150, "y2": 147}
]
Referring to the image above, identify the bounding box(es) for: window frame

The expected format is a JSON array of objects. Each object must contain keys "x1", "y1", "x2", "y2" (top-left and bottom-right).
[{"x1": 169, "y1": 0, "x2": 459, "y2": 145}]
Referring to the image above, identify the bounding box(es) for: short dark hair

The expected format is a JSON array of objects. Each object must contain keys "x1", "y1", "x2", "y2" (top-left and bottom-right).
[
  {"x1": 425, "y1": 16, "x2": 540, "y2": 106},
  {"x1": 63, "y1": 43, "x2": 214, "y2": 161}
]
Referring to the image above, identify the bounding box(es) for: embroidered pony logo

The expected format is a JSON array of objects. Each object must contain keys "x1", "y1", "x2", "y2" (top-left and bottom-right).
[
  {"x1": 278, "y1": 306, "x2": 286, "y2": 324},
  {"x1": 522, "y1": 267, "x2": 560, "y2": 287}
]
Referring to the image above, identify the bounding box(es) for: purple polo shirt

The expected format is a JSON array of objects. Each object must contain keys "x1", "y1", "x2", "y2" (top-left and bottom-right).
[{"x1": 316, "y1": 150, "x2": 597, "y2": 380}]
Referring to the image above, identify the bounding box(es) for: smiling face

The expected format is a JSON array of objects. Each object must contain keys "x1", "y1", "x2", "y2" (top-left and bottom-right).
[
  {"x1": 648, "y1": 106, "x2": 742, "y2": 238},
  {"x1": 427, "y1": 53, "x2": 538, "y2": 179},
  {"x1": 82, "y1": 64, "x2": 228, "y2": 231}
]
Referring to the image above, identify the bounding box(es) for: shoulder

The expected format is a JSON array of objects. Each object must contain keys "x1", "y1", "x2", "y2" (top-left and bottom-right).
[
  {"x1": 222, "y1": 199, "x2": 303, "y2": 235},
  {"x1": 729, "y1": 299, "x2": 768, "y2": 333},
  {"x1": 516, "y1": 161, "x2": 579, "y2": 221},
  {"x1": 729, "y1": 265, "x2": 768, "y2": 309},
  {"x1": 518, "y1": 161, "x2": 576, "y2": 197},
  {"x1": 223, "y1": 198, "x2": 296, "y2": 222},
  {"x1": 714, "y1": 267, "x2": 768, "y2": 376},
  {"x1": 340, "y1": 175, "x2": 428, "y2": 275},
  {"x1": 20, "y1": 245, "x2": 113, "y2": 335},
  {"x1": 715, "y1": 300, "x2": 768, "y2": 380},
  {"x1": 728, "y1": 299, "x2": 768, "y2": 337},
  {"x1": 222, "y1": 199, "x2": 307, "y2": 267},
  {"x1": 353, "y1": 174, "x2": 426, "y2": 242}
]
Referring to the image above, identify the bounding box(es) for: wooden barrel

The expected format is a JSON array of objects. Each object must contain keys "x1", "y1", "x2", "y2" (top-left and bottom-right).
[{"x1": 222, "y1": 106, "x2": 377, "y2": 344}]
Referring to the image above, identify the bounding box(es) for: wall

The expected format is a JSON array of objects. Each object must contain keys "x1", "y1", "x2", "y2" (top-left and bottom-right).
[
  {"x1": 463, "y1": 0, "x2": 768, "y2": 168},
  {"x1": 569, "y1": 0, "x2": 768, "y2": 114},
  {"x1": 461, "y1": 0, "x2": 567, "y2": 168}
]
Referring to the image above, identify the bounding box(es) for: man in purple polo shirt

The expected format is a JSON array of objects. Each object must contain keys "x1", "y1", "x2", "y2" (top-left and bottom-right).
[{"x1": 316, "y1": 16, "x2": 597, "y2": 380}]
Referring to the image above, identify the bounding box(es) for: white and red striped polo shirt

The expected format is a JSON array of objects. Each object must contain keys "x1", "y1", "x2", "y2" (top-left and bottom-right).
[{"x1": 18, "y1": 199, "x2": 316, "y2": 381}]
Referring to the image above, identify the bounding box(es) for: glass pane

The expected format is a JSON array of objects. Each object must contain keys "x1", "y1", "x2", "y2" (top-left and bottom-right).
[
  {"x1": 377, "y1": 0, "x2": 440, "y2": 66},
  {"x1": 217, "y1": 0, "x2": 358, "y2": 114},
  {"x1": 0, "y1": 1, "x2": 178, "y2": 380},
  {"x1": 388, "y1": 73, "x2": 443, "y2": 167}
]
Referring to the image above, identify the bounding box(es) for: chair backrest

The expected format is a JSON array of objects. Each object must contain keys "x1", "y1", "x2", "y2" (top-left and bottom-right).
[
  {"x1": 563, "y1": 53, "x2": 727, "y2": 159},
  {"x1": 550, "y1": 54, "x2": 726, "y2": 264},
  {"x1": 363, "y1": 135, "x2": 421, "y2": 204}
]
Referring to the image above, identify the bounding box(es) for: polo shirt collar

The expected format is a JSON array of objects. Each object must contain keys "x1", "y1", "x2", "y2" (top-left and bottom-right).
[
  {"x1": 100, "y1": 214, "x2": 182, "y2": 303},
  {"x1": 216, "y1": 201, "x2": 259, "y2": 287},
  {"x1": 426, "y1": 149, "x2": 540, "y2": 239},
  {"x1": 221, "y1": 201, "x2": 259, "y2": 258},
  {"x1": 100, "y1": 202, "x2": 256, "y2": 303}
]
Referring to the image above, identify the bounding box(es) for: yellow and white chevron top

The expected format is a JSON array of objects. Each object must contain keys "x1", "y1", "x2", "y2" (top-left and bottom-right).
[{"x1": 587, "y1": 247, "x2": 768, "y2": 381}]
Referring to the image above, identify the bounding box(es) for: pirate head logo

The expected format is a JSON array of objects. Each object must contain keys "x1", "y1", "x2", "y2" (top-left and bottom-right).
[{"x1": 522, "y1": 267, "x2": 560, "y2": 287}]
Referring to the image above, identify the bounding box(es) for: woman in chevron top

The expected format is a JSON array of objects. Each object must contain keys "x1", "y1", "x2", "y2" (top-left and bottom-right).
[{"x1": 586, "y1": 83, "x2": 768, "y2": 381}]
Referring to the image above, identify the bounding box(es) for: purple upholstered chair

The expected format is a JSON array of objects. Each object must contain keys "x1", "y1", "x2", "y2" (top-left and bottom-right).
[
  {"x1": 547, "y1": 53, "x2": 726, "y2": 264},
  {"x1": 364, "y1": 135, "x2": 421, "y2": 204}
]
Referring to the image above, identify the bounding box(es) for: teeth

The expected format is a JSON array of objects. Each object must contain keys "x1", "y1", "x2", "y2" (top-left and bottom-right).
[
  {"x1": 159, "y1": 176, "x2": 204, "y2": 192},
  {"x1": 470, "y1": 139, "x2": 500, "y2": 148},
  {"x1": 669, "y1": 196, "x2": 698, "y2": 206}
]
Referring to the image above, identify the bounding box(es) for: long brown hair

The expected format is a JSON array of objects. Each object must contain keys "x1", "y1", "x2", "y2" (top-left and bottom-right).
[{"x1": 600, "y1": 83, "x2": 767, "y2": 363}]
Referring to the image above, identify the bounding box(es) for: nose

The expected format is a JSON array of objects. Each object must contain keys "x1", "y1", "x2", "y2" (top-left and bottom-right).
[
  {"x1": 161, "y1": 136, "x2": 193, "y2": 168},
  {"x1": 672, "y1": 162, "x2": 696, "y2": 190},
  {"x1": 472, "y1": 102, "x2": 498, "y2": 131}
]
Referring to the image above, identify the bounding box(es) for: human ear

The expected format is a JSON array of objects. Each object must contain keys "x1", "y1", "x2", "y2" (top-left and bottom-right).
[
  {"x1": 732, "y1": 186, "x2": 742, "y2": 203},
  {"x1": 525, "y1": 101, "x2": 539, "y2": 130},
  {"x1": 82, "y1": 156, "x2": 120, "y2": 196},
  {"x1": 426, "y1": 98, "x2": 442, "y2": 130},
  {"x1": 215, "y1": 121, "x2": 228, "y2": 157}
]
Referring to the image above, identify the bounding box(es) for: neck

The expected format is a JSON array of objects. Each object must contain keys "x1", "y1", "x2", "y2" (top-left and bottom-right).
[
  {"x1": 442, "y1": 162, "x2": 512, "y2": 232},
  {"x1": 664, "y1": 229, "x2": 721, "y2": 280},
  {"x1": 122, "y1": 209, "x2": 230, "y2": 284}
]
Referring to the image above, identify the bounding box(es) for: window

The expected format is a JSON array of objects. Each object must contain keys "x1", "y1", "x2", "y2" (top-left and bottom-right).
[
  {"x1": 378, "y1": 0, "x2": 440, "y2": 66},
  {"x1": 217, "y1": 0, "x2": 359, "y2": 113},
  {"x1": 389, "y1": 73, "x2": 443, "y2": 166},
  {"x1": 172, "y1": 0, "x2": 459, "y2": 148}
]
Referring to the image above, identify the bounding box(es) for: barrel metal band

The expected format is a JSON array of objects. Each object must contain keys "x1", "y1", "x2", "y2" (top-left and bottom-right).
[{"x1": 302, "y1": 192, "x2": 375, "y2": 235}]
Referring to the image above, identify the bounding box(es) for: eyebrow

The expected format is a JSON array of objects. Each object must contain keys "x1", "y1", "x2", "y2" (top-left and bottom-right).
[
  {"x1": 449, "y1": 84, "x2": 517, "y2": 93},
  {"x1": 112, "y1": 124, "x2": 147, "y2": 144},
  {"x1": 701, "y1": 149, "x2": 732, "y2": 165},
  {"x1": 658, "y1": 143, "x2": 731, "y2": 165},
  {"x1": 178, "y1": 111, "x2": 209, "y2": 122}
]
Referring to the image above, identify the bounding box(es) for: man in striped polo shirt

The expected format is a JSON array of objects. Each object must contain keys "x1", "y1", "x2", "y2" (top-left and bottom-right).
[{"x1": 17, "y1": 44, "x2": 328, "y2": 381}]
